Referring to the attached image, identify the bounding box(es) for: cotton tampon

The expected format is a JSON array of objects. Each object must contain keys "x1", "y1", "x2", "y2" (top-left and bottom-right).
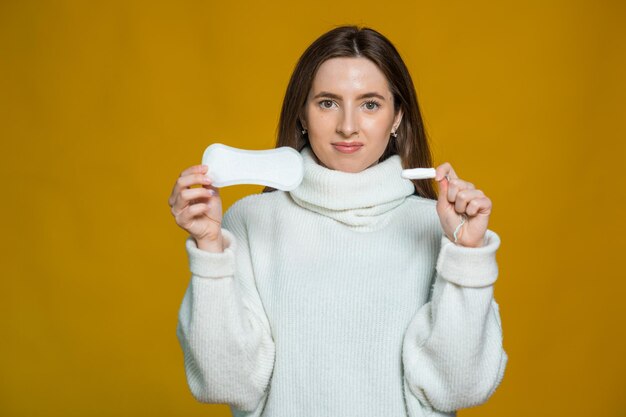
[
  {"x1": 401, "y1": 167, "x2": 437, "y2": 180},
  {"x1": 201, "y1": 143, "x2": 304, "y2": 190}
]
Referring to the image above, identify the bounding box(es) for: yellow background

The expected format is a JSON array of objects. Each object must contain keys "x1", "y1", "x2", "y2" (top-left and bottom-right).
[{"x1": 1, "y1": 1, "x2": 624, "y2": 416}]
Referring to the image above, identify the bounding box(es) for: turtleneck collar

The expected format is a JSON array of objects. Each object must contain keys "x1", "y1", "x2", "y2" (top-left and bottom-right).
[{"x1": 288, "y1": 146, "x2": 416, "y2": 230}]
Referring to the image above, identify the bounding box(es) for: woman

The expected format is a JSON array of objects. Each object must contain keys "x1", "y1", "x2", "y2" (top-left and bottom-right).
[{"x1": 168, "y1": 26, "x2": 507, "y2": 417}]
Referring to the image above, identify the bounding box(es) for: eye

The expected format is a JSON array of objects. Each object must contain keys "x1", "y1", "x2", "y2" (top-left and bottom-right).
[
  {"x1": 363, "y1": 100, "x2": 381, "y2": 110},
  {"x1": 318, "y1": 99, "x2": 336, "y2": 109}
]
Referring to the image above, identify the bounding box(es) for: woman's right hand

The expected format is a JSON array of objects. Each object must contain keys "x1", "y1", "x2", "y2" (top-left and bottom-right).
[{"x1": 168, "y1": 164, "x2": 223, "y2": 248}]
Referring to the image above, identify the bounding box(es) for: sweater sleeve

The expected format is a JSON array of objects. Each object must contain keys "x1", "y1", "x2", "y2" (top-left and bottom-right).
[
  {"x1": 402, "y1": 229, "x2": 508, "y2": 414},
  {"x1": 175, "y1": 204, "x2": 276, "y2": 412}
]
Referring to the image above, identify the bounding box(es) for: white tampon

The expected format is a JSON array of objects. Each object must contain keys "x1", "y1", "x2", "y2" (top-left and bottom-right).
[
  {"x1": 201, "y1": 143, "x2": 304, "y2": 191},
  {"x1": 401, "y1": 167, "x2": 437, "y2": 180}
]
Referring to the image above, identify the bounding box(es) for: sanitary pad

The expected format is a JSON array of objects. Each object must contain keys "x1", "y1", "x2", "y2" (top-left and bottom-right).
[{"x1": 201, "y1": 143, "x2": 304, "y2": 191}]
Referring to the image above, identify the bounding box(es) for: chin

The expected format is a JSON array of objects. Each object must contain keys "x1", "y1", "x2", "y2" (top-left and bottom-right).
[{"x1": 330, "y1": 160, "x2": 370, "y2": 173}]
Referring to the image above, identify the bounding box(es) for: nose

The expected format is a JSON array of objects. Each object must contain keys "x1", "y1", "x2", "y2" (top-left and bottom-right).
[{"x1": 336, "y1": 105, "x2": 359, "y2": 137}]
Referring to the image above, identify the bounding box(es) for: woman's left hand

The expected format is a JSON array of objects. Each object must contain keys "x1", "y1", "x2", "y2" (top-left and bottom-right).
[{"x1": 434, "y1": 162, "x2": 492, "y2": 248}]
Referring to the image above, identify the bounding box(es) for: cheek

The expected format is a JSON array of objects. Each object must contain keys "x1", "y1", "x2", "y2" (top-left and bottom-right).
[
  {"x1": 362, "y1": 116, "x2": 393, "y2": 136},
  {"x1": 308, "y1": 113, "x2": 334, "y2": 131}
]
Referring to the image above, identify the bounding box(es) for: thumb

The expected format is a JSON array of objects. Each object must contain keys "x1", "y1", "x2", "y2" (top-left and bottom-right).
[{"x1": 437, "y1": 176, "x2": 449, "y2": 206}]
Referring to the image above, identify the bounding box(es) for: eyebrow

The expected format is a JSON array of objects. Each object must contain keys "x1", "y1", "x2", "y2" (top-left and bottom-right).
[{"x1": 312, "y1": 91, "x2": 387, "y2": 101}]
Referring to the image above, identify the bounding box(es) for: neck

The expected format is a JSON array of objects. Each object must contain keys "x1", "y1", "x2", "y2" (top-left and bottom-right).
[{"x1": 288, "y1": 146, "x2": 415, "y2": 230}]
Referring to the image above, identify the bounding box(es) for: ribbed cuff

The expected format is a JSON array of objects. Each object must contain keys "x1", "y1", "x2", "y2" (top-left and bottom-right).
[
  {"x1": 185, "y1": 229, "x2": 237, "y2": 278},
  {"x1": 435, "y1": 229, "x2": 501, "y2": 287}
]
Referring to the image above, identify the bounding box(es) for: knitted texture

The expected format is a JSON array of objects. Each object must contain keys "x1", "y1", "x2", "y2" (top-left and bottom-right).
[{"x1": 176, "y1": 146, "x2": 507, "y2": 417}]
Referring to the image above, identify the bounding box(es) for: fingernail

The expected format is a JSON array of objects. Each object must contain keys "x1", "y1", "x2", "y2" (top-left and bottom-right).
[{"x1": 208, "y1": 189, "x2": 215, "y2": 196}]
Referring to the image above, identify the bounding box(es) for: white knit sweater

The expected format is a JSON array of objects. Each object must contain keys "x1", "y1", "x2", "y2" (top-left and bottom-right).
[{"x1": 176, "y1": 146, "x2": 507, "y2": 417}]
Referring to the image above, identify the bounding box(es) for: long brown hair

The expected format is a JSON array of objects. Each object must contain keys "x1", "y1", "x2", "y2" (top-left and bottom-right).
[{"x1": 262, "y1": 25, "x2": 437, "y2": 200}]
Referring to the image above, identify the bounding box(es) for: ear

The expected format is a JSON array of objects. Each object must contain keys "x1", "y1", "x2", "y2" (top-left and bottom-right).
[
  {"x1": 392, "y1": 108, "x2": 404, "y2": 131},
  {"x1": 298, "y1": 108, "x2": 308, "y2": 129}
]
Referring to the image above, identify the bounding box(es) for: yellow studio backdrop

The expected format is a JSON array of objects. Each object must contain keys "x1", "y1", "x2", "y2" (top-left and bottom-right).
[{"x1": 1, "y1": 1, "x2": 624, "y2": 416}]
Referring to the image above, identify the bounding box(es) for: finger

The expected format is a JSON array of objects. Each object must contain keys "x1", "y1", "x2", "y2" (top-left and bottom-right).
[
  {"x1": 465, "y1": 196, "x2": 492, "y2": 217},
  {"x1": 437, "y1": 173, "x2": 449, "y2": 204},
  {"x1": 435, "y1": 163, "x2": 452, "y2": 204},
  {"x1": 446, "y1": 178, "x2": 476, "y2": 204},
  {"x1": 181, "y1": 164, "x2": 208, "y2": 177},
  {"x1": 184, "y1": 202, "x2": 211, "y2": 219},
  {"x1": 177, "y1": 201, "x2": 223, "y2": 230},
  {"x1": 171, "y1": 187, "x2": 213, "y2": 215},
  {"x1": 168, "y1": 170, "x2": 212, "y2": 207},
  {"x1": 176, "y1": 201, "x2": 219, "y2": 224},
  {"x1": 434, "y1": 162, "x2": 459, "y2": 182},
  {"x1": 175, "y1": 203, "x2": 211, "y2": 229},
  {"x1": 168, "y1": 165, "x2": 209, "y2": 205},
  {"x1": 181, "y1": 187, "x2": 214, "y2": 205},
  {"x1": 454, "y1": 189, "x2": 485, "y2": 214},
  {"x1": 202, "y1": 183, "x2": 220, "y2": 196}
]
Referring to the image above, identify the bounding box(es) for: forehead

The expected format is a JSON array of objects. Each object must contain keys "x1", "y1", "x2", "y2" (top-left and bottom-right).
[{"x1": 310, "y1": 57, "x2": 391, "y2": 97}]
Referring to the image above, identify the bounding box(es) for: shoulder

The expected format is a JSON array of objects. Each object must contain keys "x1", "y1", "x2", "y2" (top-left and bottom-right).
[
  {"x1": 405, "y1": 195, "x2": 438, "y2": 219},
  {"x1": 223, "y1": 190, "x2": 287, "y2": 229},
  {"x1": 401, "y1": 195, "x2": 442, "y2": 237},
  {"x1": 406, "y1": 194, "x2": 438, "y2": 207},
  {"x1": 226, "y1": 190, "x2": 286, "y2": 215}
]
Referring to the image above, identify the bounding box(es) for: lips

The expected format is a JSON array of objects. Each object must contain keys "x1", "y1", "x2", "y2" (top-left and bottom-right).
[{"x1": 332, "y1": 142, "x2": 363, "y2": 154}]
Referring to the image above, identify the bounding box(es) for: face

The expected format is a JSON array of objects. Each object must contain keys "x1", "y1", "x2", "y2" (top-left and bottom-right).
[{"x1": 301, "y1": 57, "x2": 403, "y2": 173}]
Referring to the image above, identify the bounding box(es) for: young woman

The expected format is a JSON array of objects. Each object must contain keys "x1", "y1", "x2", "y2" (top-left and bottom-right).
[{"x1": 168, "y1": 26, "x2": 507, "y2": 417}]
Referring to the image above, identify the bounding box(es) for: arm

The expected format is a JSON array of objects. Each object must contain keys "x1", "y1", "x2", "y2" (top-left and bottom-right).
[
  {"x1": 402, "y1": 229, "x2": 507, "y2": 413},
  {"x1": 176, "y1": 205, "x2": 275, "y2": 412}
]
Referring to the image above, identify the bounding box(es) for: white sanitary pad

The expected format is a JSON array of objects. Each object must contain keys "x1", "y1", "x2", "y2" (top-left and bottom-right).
[{"x1": 201, "y1": 143, "x2": 304, "y2": 190}]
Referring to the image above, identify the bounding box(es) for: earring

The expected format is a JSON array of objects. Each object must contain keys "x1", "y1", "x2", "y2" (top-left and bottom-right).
[
  {"x1": 302, "y1": 128, "x2": 307, "y2": 135},
  {"x1": 391, "y1": 130, "x2": 398, "y2": 138}
]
